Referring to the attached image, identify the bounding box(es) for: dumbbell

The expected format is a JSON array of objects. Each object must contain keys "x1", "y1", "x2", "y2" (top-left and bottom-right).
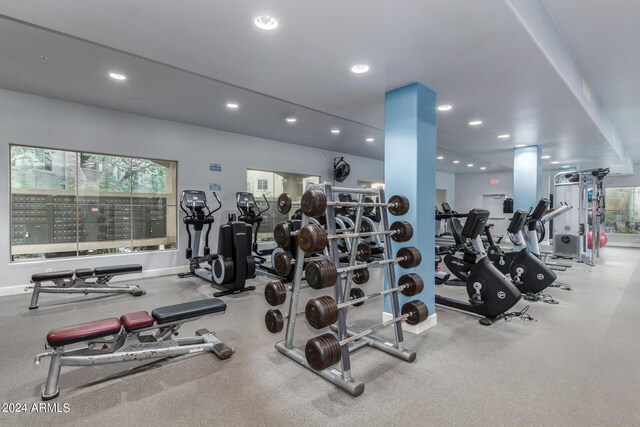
[
  {"x1": 298, "y1": 221, "x2": 412, "y2": 253},
  {"x1": 273, "y1": 243, "x2": 372, "y2": 277},
  {"x1": 305, "y1": 273, "x2": 424, "y2": 329},
  {"x1": 301, "y1": 188, "x2": 410, "y2": 217},
  {"x1": 265, "y1": 288, "x2": 367, "y2": 333},
  {"x1": 305, "y1": 246, "x2": 422, "y2": 290},
  {"x1": 304, "y1": 300, "x2": 429, "y2": 370},
  {"x1": 274, "y1": 221, "x2": 373, "y2": 248}
]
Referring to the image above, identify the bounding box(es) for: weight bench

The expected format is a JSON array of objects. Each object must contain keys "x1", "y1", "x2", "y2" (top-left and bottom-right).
[
  {"x1": 27, "y1": 264, "x2": 145, "y2": 309},
  {"x1": 34, "y1": 298, "x2": 233, "y2": 400}
]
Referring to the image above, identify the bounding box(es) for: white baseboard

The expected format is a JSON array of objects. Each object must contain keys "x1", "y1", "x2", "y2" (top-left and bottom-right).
[
  {"x1": 0, "y1": 265, "x2": 189, "y2": 298},
  {"x1": 383, "y1": 311, "x2": 437, "y2": 335}
]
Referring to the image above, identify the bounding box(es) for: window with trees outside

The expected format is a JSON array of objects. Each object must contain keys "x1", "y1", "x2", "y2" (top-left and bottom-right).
[
  {"x1": 604, "y1": 187, "x2": 640, "y2": 234},
  {"x1": 246, "y1": 169, "x2": 321, "y2": 242},
  {"x1": 10, "y1": 145, "x2": 177, "y2": 262}
]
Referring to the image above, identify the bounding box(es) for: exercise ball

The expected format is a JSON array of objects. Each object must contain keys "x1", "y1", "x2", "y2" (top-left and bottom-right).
[{"x1": 587, "y1": 230, "x2": 608, "y2": 249}]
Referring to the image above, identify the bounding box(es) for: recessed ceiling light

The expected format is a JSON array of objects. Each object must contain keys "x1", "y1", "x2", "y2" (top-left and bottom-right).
[
  {"x1": 351, "y1": 64, "x2": 370, "y2": 74},
  {"x1": 437, "y1": 156, "x2": 444, "y2": 160},
  {"x1": 551, "y1": 161, "x2": 560, "y2": 164},
  {"x1": 541, "y1": 155, "x2": 551, "y2": 159},
  {"x1": 109, "y1": 72, "x2": 126, "y2": 81},
  {"x1": 285, "y1": 117, "x2": 297, "y2": 123},
  {"x1": 467, "y1": 163, "x2": 474, "y2": 167},
  {"x1": 437, "y1": 105, "x2": 452, "y2": 112},
  {"x1": 331, "y1": 129, "x2": 340, "y2": 134},
  {"x1": 254, "y1": 15, "x2": 278, "y2": 31},
  {"x1": 497, "y1": 134, "x2": 510, "y2": 139},
  {"x1": 480, "y1": 166, "x2": 487, "y2": 170},
  {"x1": 226, "y1": 102, "x2": 239, "y2": 109},
  {"x1": 515, "y1": 144, "x2": 526, "y2": 148},
  {"x1": 562, "y1": 165, "x2": 571, "y2": 168},
  {"x1": 468, "y1": 120, "x2": 483, "y2": 126},
  {"x1": 453, "y1": 160, "x2": 460, "y2": 164},
  {"x1": 365, "y1": 137, "x2": 374, "y2": 142}
]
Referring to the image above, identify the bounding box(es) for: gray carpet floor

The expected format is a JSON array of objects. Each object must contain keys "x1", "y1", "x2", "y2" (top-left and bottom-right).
[{"x1": 1, "y1": 247, "x2": 639, "y2": 426}]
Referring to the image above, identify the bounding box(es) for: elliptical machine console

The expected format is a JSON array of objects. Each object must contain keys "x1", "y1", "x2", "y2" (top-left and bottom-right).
[{"x1": 179, "y1": 190, "x2": 256, "y2": 297}]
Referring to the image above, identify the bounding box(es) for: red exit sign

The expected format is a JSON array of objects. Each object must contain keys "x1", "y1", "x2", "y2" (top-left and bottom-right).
[{"x1": 490, "y1": 178, "x2": 500, "y2": 185}]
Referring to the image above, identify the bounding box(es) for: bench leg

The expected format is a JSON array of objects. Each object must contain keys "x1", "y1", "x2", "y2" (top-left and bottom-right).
[
  {"x1": 29, "y1": 283, "x2": 41, "y2": 310},
  {"x1": 196, "y1": 329, "x2": 234, "y2": 360},
  {"x1": 42, "y1": 354, "x2": 62, "y2": 400}
]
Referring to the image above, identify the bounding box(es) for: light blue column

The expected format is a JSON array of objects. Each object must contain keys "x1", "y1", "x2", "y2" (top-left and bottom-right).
[
  {"x1": 513, "y1": 145, "x2": 542, "y2": 212},
  {"x1": 384, "y1": 83, "x2": 436, "y2": 325}
]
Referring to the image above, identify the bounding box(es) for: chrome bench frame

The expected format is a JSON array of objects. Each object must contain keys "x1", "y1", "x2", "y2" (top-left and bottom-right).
[
  {"x1": 34, "y1": 312, "x2": 233, "y2": 400},
  {"x1": 27, "y1": 265, "x2": 145, "y2": 309}
]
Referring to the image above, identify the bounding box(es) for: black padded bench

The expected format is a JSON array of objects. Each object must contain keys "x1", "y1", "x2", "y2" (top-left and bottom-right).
[
  {"x1": 28, "y1": 264, "x2": 145, "y2": 309},
  {"x1": 36, "y1": 298, "x2": 232, "y2": 400}
]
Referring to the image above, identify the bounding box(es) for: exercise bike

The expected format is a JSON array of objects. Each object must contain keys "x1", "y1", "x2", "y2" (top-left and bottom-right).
[
  {"x1": 436, "y1": 209, "x2": 522, "y2": 325},
  {"x1": 178, "y1": 190, "x2": 256, "y2": 297},
  {"x1": 486, "y1": 208, "x2": 557, "y2": 295}
]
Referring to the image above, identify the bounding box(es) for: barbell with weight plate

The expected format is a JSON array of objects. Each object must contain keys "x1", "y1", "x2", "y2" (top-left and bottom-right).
[
  {"x1": 301, "y1": 189, "x2": 410, "y2": 217},
  {"x1": 274, "y1": 221, "x2": 373, "y2": 248},
  {"x1": 304, "y1": 246, "x2": 422, "y2": 290},
  {"x1": 298, "y1": 221, "x2": 412, "y2": 253},
  {"x1": 273, "y1": 243, "x2": 372, "y2": 277},
  {"x1": 305, "y1": 273, "x2": 424, "y2": 329},
  {"x1": 304, "y1": 299, "x2": 429, "y2": 371},
  {"x1": 265, "y1": 288, "x2": 368, "y2": 333}
]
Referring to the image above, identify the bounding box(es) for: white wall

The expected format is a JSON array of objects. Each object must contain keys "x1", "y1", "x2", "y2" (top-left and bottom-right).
[
  {"x1": 0, "y1": 89, "x2": 383, "y2": 288},
  {"x1": 435, "y1": 171, "x2": 455, "y2": 205}
]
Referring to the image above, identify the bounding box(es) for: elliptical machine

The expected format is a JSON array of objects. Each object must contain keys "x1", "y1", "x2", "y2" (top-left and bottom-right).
[
  {"x1": 178, "y1": 190, "x2": 256, "y2": 297},
  {"x1": 436, "y1": 209, "x2": 522, "y2": 325},
  {"x1": 236, "y1": 192, "x2": 285, "y2": 278}
]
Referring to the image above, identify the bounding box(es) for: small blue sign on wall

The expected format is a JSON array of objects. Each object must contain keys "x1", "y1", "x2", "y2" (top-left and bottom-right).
[
  {"x1": 209, "y1": 163, "x2": 222, "y2": 172},
  {"x1": 209, "y1": 183, "x2": 222, "y2": 191}
]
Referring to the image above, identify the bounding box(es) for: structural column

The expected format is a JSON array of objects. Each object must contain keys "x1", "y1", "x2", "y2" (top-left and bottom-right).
[
  {"x1": 513, "y1": 145, "x2": 542, "y2": 212},
  {"x1": 383, "y1": 83, "x2": 436, "y2": 334}
]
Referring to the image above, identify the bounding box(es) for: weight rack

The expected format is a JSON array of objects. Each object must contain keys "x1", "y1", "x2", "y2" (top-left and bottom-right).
[{"x1": 273, "y1": 183, "x2": 416, "y2": 396}]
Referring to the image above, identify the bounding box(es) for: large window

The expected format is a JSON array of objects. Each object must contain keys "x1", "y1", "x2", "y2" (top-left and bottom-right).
[
  {"x1": 246, "y1": 169, "x2": 321, "y2": 242},
  {"x1": 604, "y1": 187, "x2": 640, "y2": 234},
  {"x1": 10, "y1": 145, "x2": 177, "y2": 262}
]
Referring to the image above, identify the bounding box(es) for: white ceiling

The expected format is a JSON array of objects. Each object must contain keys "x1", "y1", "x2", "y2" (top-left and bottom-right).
[{"x1": 0, "y1": 0, "x2": 637, "y2": 175}]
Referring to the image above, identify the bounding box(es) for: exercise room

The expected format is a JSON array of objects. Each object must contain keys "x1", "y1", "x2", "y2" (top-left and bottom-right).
[{"x1": 1, "y1": 1, "x2": 639, "y2": 426}]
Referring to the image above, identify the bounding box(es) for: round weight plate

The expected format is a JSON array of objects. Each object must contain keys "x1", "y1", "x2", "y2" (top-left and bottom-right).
[
  {"x1": 305, "y1": 259, "x2": 337, "y2": 289},
  {"x1": 398, "y1": 273, "x2": 424, "y2": 296},
  {"x1": 305, "y1": 333, "x2": 341, "y2": 371},
  {"x1": 277, "y1": 193, "x2": 293, "y2": 215},
  {"x1": 265, "y1": 309, "x2": 285, "y2": 333},
  {"x1": 298, "y1": 224, "x2": 327, "y2": 253},
  {"x1": 273, "y1": 222, "x2": 292, "y2": 248},
  {"x1": 356, "y1": 242, "x2": 372, "y2": 262},
  {"x1": 401, "y1": 300, "x2": 429, "y2": 325},
  {"x1": 273, "y1": 251, "x2": 294, "y2": 277},
  {"x1": 350, "y1": 287, "x2": 365, "y2": 307},
  {"x1": 305, "y1": 296, "x2": 338, "y2": 329},
  {"x1": 390, "y1": 221, "x2": 414, "y2": 242},
  {"x1": 360, "y1": 221, "x2": 373, "y2": 233},
  {"x1": 264, "y1": 280, "x2": 288, "y2": 306},
  {"x1": 388, "y1": 195, "x2": 410, "y2": 216},
  {"x1": 301, "y1": 189, "x2": 327, "y2": 217},
  {"x1": 397, "y1": 247, "x2": 422, "y2": 268},
  {"x1": 353, "y1": 267, "x2": 370, "y2": 285}
]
